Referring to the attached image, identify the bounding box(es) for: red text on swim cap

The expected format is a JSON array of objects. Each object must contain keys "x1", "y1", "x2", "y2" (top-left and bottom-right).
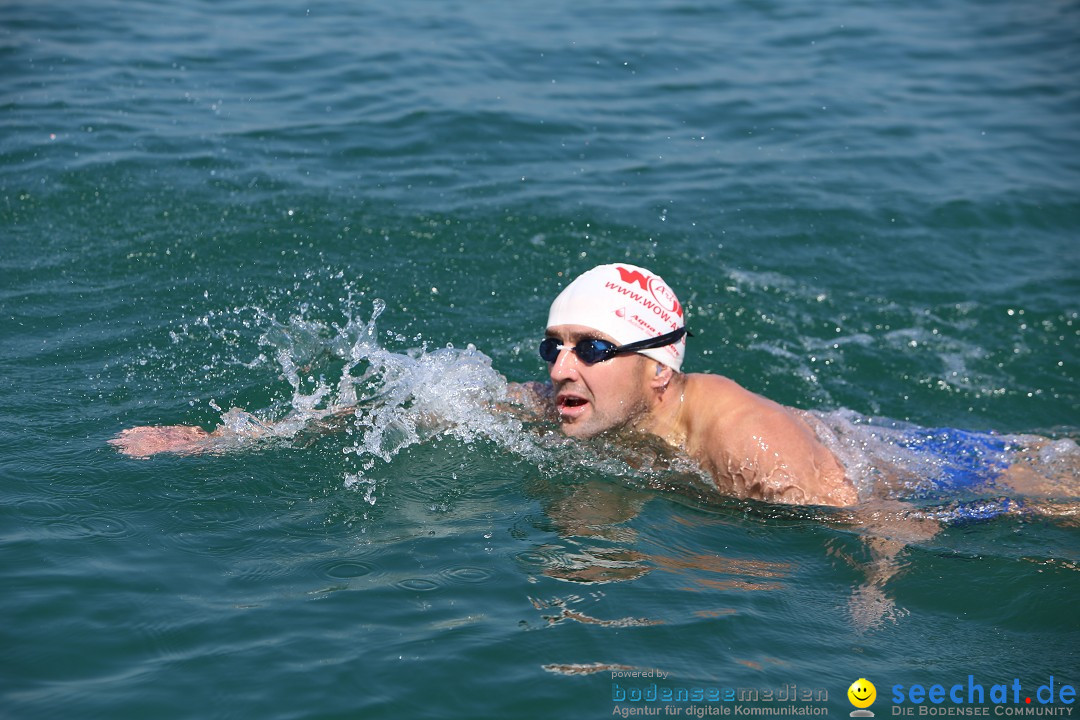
[{"x1": 614, "y1": 266, "x2": 683, "y2": 319}]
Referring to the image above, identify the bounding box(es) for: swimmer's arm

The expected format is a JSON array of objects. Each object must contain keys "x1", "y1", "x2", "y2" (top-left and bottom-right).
[
  {"x1": 109, "y1": 404, "x2": 356, "y2": 458},
  {"x1": 112, "y1": 381, "x2": 552, "y2": 458},
  {"x1": 501, "y1": 381, "x2": 555, "y2": 421}
]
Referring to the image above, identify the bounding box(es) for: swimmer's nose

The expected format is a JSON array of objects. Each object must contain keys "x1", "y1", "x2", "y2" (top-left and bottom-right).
[{"x1": 548, "y1": 345, "x2": 580, "y2": 382}]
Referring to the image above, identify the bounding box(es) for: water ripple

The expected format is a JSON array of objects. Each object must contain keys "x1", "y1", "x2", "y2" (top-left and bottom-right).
[{"x1": 395, "y1": 577, "x2": 441, "y2": 593}]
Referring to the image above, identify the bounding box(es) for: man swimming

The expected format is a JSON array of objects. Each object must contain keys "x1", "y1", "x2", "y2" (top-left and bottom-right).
[
  {"x1": 112, "y1": 263, "x2": 860, "y2": 506},
  {"x1": 113, "y1": 263, "x2": 1078, "y2": 509},
  {"x1": 522, "y1": 263, "x2": 857, "y2": 506}
]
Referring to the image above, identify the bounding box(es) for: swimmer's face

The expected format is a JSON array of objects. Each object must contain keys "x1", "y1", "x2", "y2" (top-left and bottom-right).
[
  {"x1": 847, "y1": 679, "x2": 876, "y2": 709},
  {"x1": 544, "y1": 324, "x2": 653, "y2": 438}
]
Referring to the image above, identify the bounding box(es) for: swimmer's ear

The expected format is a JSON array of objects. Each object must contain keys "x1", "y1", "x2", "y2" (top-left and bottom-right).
[{"x1": 649, "y1": 362, "x2": 675, "y2": 391}]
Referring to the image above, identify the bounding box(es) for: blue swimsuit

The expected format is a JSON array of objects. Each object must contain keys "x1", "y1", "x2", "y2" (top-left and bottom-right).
[
  {"x1": 893, "y1": 426, "x2": 1021, "y2": 523},
  {"x1": 896, "y1": 427, "x2": 1011, "y2": 491},
  {"x1": 809, "y1": 412, "x2": 1033, "y2": 523}
]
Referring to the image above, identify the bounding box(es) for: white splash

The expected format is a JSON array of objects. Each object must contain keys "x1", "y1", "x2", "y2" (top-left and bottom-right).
[{"x1": 202, "y1": 297, "x2": 546, "y2": 502}]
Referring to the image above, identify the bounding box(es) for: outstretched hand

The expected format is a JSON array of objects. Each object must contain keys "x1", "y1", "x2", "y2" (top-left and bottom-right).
[{"x1": 109, "y1": 425, "x2": 214, "y2": 458}]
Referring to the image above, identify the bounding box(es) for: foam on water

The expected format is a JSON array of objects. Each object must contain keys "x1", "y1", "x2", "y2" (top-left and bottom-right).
[
  {"x1": 159, "y1": 290, "x2": 612, "y2": 503},
  {"x1": 200, "y1": 298, "x2": 517, "y2": 491}
]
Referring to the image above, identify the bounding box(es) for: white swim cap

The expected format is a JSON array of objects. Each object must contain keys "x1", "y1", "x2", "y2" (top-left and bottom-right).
[{"x1": 547, "y1": 263, "x2": 688, "y2": 371}]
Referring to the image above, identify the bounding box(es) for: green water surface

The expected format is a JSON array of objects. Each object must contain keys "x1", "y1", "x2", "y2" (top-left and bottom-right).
[{"x1": 2, "y1": 1, "x2": 1077, "y2": 718}]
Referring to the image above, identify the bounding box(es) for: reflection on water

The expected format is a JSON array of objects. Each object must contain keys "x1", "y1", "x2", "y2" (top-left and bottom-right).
[
  {"x1": 542, "y1": 662, "x2": 642, "y2": 677},
  {"x1": 652, "y1": 553, "x2": 790, "y2": 593},
  {"x1": 530, "y1": 595, "x2": 662, "y2": 628}
]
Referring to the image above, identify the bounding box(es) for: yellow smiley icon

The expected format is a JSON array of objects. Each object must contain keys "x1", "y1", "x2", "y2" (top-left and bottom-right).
[{"x1": 848, "y1": 678, "x2": 876, "y2": 709}]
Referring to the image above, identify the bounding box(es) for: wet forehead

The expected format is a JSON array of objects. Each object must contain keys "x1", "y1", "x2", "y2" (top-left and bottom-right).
[{"x1": 544, "y1": 324, "x2": 618, "y2": 344}]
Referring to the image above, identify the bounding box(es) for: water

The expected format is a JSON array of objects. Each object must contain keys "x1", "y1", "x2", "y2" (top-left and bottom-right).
[{"x1": 2, "y1": 1, "x2": 1078, "y2": 718}]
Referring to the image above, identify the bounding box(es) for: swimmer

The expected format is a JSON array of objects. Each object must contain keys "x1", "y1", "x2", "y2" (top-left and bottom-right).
[
  {"x1": 512, "y1": 263, "x2": 856, "y2": 506},
  {"x1": 111, "y1": 263, "x2": 1075, "y2": 512},
  {"x1": 110, "y1": 263, "x2": 854, "y2": 506}
]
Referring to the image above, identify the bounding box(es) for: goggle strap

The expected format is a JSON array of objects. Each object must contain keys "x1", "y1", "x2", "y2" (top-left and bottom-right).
[{"x1": 609, "y1": 326, "x2": 689, "y2": 356}]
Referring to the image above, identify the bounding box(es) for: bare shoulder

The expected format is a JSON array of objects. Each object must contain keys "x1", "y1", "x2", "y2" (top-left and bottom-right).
[
  {"x1": 682, "y1": 373, "x2": 857, "y2": 507},
  {"x1": 682, "y1": 372, "x2": 752, "y2": 410},
  {"x1": 683, "y1": 373, "x2": 789, "y2": 430}
]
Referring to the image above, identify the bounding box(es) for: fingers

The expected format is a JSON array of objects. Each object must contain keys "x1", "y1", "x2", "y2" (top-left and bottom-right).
[{"x1": 109, "y1": 425, "x2": 210, "y2": 458}]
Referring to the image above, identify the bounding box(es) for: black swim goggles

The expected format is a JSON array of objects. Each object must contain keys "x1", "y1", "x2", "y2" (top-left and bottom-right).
[{"x1": 539, "y1": 326, "x2": 689, "y2": 365}]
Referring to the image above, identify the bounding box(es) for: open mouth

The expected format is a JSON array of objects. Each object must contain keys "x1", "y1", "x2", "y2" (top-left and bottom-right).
[{"x1": 556, "y1": 393, "x2": 589, "y2": 418}]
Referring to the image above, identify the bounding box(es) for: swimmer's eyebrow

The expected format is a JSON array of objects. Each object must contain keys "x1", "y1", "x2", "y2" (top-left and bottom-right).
[{"x1": 545, "y1": 331, "x2": 608, "y2": 343}]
